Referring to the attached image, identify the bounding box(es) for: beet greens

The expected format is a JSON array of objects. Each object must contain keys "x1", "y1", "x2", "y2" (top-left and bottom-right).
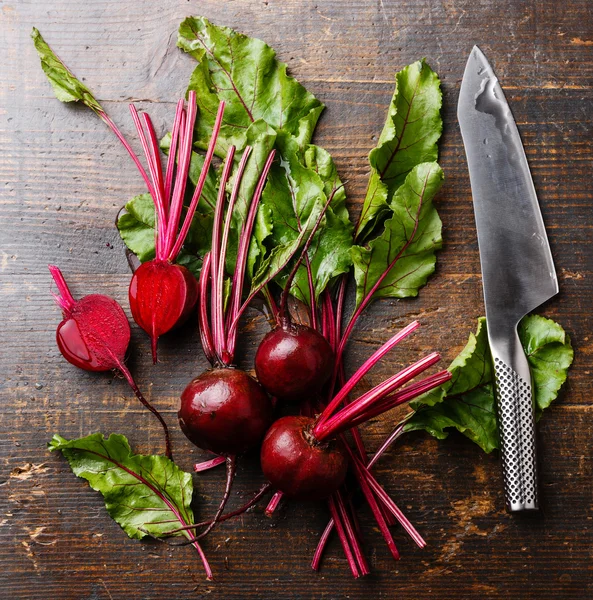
[{"x1": 34, "y1": 18, "x2": 574, "y2": 583}]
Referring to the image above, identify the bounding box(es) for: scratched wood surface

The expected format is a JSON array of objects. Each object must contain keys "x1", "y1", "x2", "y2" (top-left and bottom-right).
[{"x1": 1, "y1": 0, "x2": 592, "y2": 598}]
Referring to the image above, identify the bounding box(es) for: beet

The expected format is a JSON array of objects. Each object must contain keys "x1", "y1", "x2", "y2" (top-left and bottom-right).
[
  {"x1": 179, "y1": 368, "x2": 273, "y2": 456},
  {"x1": 255, "y1": 322, "x2": 334, "y2": 400},
  {"x1": 49, "y1": 265, "x2": 172, "y2": 457},
  {"x1": 55, "y1": 291, "x2": 130, "y2": 373},
  {"x1": 121, "y1": 96, "x2": 224, "y2": 362},
  {"x1": 253, "y1": 191, "x2": 340, "y2": 402},
  {"x1": 175, "y1": 145, "x2": 277, "y2": 535},
  {"x1": 129, "y1": 259, "x2": 198, "y2": 362},
  {"x1": 260, "y1": 416, "x2": 348, "y2": 501}
]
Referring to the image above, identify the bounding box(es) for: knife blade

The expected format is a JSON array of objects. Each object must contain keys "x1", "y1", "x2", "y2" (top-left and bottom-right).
[{"x1": 457, "y1": 46, "x2": 558, "y2": 512}]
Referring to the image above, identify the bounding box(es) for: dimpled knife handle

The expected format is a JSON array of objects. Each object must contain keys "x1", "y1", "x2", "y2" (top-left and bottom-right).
[{"x1": 492, "y1": 354, "x2": 538, "y2": 512}]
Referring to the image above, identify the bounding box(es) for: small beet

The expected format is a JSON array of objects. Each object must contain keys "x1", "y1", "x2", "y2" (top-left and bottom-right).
[
  {"x1": 179, "y1": 368, "x2": 273, "y2": 456},
  {"x1": 129, "y1": 260, "x2": 198, "y2": 363},
  {"x1": 56, "y1": 292, "x2": 130, "y2": 372},
  {"x1": 260, "y1": 415, "x2": 348, "y2": 501},
  {"x1": 49, "y1": 265, "x2": 172, "y2": 457},
  {"x1": 255, "y1": 322, "x2": 334, "y2": 401}
]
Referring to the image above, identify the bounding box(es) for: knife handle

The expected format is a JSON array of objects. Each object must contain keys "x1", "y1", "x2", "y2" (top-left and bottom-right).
[{"x1": 490, "y1": 327, "x2": 538, "y2": 512}]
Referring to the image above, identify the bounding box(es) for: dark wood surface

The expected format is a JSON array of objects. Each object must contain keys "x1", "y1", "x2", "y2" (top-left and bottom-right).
[{"x1": 2, "y1": 1, "x2": 592, "y2": 598}]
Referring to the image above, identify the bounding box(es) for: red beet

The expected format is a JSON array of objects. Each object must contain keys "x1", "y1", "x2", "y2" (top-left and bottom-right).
[
  {"x1": 253, "y1": 188, "x2": 340, "y2": 402},
  {"x1": 120, "y1": 96, "x2": 225, "y2": 362},
  {"x1": 55, "y1": 291, "x2": 130, "y2": 373},
  {"x1": 179, "y1": 368, "x2": 273, "y2": 456},
  {"x1": 260, "y1": 416, "x2": 348, "y2": 501},
  {"x1": 129, "y1": 259, "x2": 198, "y2": 362},
  {"x1": 49, "y1": 265, "x2": 172, "y2": 457},
  {"x1": 255, "y1": 322, "x2": 334, "y2": 401}
]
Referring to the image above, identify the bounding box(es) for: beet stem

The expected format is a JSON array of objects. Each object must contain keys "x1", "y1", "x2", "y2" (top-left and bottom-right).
[
  {"x1": 335, "y1": 489, "x2": 370, "y2": 575},
  {"x1": 216, "y1": 146, "x2": 252, "y2": 360},
  {"x1": 318, "y1": 321, "x2": 420, "y2": 428},
  {"x1": 304, "y1": 254, "x2": 318, "y2": 330},
  {"x1": 198, "y1": 253, "x2": 216, "y2": 364},
  {"x1": 351, "y1": 370, "x2": 452, "y2": 426},
  {"x1": 163, "y1": 93, "x2": 195, "y2": 257},
  {"x1": 129, "y1": 104, "x2": 168, "y2": 258},
  {"x1": 169, "y1": 100, "x2": 225, "y2": 261},
  {"x1": 336, "y1": 363, "x2": 370, "y2": 465},
  {"x1": 327, "y1": 496, "x2": 360, "y2": 578},
  {"x1": 265, "y1": 490, "x2": 283, "y2": 517},
  {"x1": 345, "y1": 444, "x2": 401, "y2": 561},
  {"x1": 193, "y1": 455, "x2": 226, "y2": 473},
  {"x1": 164, "y1": 99, "x2": 185, "y2": 206},
  {"x1": 118, "y1": 363, "x2": 172, "y2": 459},
  {"x1": 48, "y1": 265, "x2": 76, "y2": 312},
  {"x1": 367, "y1": 423, "x2": 407, "y2": 470},
  {"x1": 311, "y1": 518, "x2": 334, "y2": 571},
  {"x1": 227, "y1": 150, "x2": 276, "y2": 356},
  {"x1": 142, "y1": 111, "x2": 169, "y2": 236},
  {"x1": 164, "y1": 105, "x2": 192, "y2": 258},
  {"x1": 352, "y1": 452, "x2": 426, "y2": 548},
  {"x1": 315, "y1": 352, "x2": 441, "y2": 441},
  {"x1": 195, "y1": 455, "x2": 237, "y2": 540},
  {"x1": 321, "y1": 291, "x2": 331, "y2": 342},
  {"x1": 261, "y1": 285, "x2": 279, "y2": 322},
  {"x1": 210, "y1": 146, "x2": 237, "y2": 363}
]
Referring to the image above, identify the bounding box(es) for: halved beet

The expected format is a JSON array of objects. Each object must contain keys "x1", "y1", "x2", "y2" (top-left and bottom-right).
[{"x1": 129, "y1": 259, "x2": 198, "y2": 363}]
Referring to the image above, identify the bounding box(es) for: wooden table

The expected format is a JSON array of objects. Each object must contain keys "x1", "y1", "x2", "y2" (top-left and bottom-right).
[{"x1": 2, "y1": 1, "x2": 592, "y2": 598}]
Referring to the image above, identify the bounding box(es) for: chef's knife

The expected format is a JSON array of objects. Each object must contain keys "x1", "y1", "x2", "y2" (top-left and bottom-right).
[{"x1": 457, "y1": 47, "x2": 558, "y2": 512}]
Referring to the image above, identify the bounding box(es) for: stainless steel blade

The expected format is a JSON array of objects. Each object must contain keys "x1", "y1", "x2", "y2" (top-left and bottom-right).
[
  {"x1": 458, "y1": 46, "x2": 558, "y2": 512},
  {"x1": 458, "y1": 46, "x2": 558, "y2": 325}
]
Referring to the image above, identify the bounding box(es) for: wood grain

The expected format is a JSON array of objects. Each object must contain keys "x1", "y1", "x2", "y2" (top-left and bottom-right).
[{"x1": 1, "y1": 0, "x2": 592, "y2": 598}]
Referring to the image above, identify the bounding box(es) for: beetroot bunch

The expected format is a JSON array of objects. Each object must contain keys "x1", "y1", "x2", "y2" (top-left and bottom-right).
[{"x1": 41, "y1": 36, "x2": 450, "y2": 580}]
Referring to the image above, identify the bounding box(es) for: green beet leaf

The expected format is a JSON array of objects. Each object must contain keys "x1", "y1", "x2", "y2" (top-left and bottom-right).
[
  {"x1": 351, "y1": 162, "x2": 443, "y2": 307},
  {"x1": 257, "y1": 132, "x2": 353, "y2": 305},
  {"x1": 405, "y1": 315, "x2": 574, "y2": 453},
  {"x1": 178, "y1": 16, "x2": 323, "y2": 154},
  {"x1": 32, "y1": 28, "x2": 104, "y2": 115},
  {"x1": 518, "y1": 315, "x2": 575, "y2": 411},
  {"x1": 357, "y1": 59, "x2": 442, "y2": 241},
  {"x1": 304, "y1": 145, "x2": 350, "y2": 226},
  {"x1": 49, "y1": 433, "x2": 200, "y2": 543}
]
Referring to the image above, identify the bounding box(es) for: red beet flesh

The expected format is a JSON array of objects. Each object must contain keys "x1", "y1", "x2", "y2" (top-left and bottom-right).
[
  {"x1": 57, "y1": 293, "x2": 131, "y2": 372},
  {"x1": 129, "y1": 259, "x2": 198, "y2": 362},
  {"x1": 50, "y1": 265, "x2": 172, "y2": 457},
  {"x1": 255, "y1": 323, "x2": 334, "y2": 401},
  {"x1": 260, "y1": 415, "x2": 348, "y2": 501},
  {"x1": 179, "y1": 368, "x2": 273, "y2": 456}
]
